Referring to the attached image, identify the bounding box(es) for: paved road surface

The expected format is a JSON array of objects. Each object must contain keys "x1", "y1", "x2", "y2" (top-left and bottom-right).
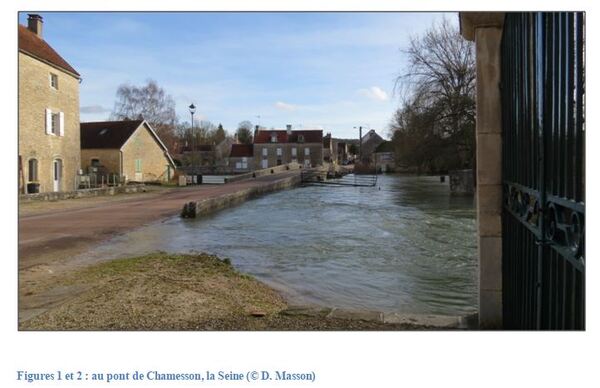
[{"x1": 19, "y1": 171, "x2": 300, "y2": 269}]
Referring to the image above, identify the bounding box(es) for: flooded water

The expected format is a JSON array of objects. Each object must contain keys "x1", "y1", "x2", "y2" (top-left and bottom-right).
[{"x1": 81, "y1": 174, "x2": 477, "y2": 316}]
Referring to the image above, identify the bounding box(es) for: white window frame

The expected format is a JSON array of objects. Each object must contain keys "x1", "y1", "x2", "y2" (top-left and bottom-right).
[
  {"x1": 292, "y1": 147, "x2": 297, "y2": 157},
  {"x1": 135, "y1": 159, "x2": 142, "y2": 173},
  {"x1": 276, "y1": 148, "x2": 282, "y2": 156},
  {"x1": 304, "y1": 147, "x2": 310, "y2": 156},
  {"x1": 45, "y1": 109, "x2": 64, "y2": 136},
  {"x1": 49, "y1": 73, "x2": 58, "y2": 89},
  {"x1": 262, "y1": 148, "x2": 268, "y2": 157}
]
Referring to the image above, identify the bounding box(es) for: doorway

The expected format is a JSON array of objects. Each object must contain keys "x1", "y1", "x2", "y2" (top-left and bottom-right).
[{"x1": 53, "y1": 159, "x2": 62, "y2": 192}]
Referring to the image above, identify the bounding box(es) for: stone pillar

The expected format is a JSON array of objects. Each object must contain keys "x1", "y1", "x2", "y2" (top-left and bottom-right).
[{"x1": 460, "y1": 13, "x2": 504, "y2": 329}]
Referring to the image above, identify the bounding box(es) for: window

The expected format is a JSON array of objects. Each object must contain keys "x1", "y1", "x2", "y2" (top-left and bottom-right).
[
  {"x1": 276, "y1": 148, "x2": 282, "y2": 156},
  {"x1": 135, "y1": 159, "x2": 142, "y2": 173},
  {"x1": 28, "y1": 159, "x2": 38, "y2": 181},
  {"x1": 305, "y1": 147, "x2": 310, "y2": 156},
  {"x1": 298, "y1": 135, "x2": 305, "y2": 143},
  {"x1": 292, "y1": 147, "x2": 297, "y2": 157},
  {"x1": 91, "y1": 159, "x2": 100, "y2": 167},
  {"x1": 49, "y1": 73, "x2": 58, "y2": 89},
  {"x1": 241, "y1": 157, "x2": 248, "y2": 169},
  {"x1": 51, "y1": 113, "x2": 58, "y2": 134},
  {"x1": 262, "y1": 148, "x2": 268, "y2": 157},
  {"x1": 45, "y1": 109, "x2": 64, "y2": 136}
]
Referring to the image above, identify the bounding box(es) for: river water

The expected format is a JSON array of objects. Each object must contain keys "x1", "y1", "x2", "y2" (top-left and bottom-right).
[{"x1": 80, "y1": 174, "x2": 477, "y2": 316}]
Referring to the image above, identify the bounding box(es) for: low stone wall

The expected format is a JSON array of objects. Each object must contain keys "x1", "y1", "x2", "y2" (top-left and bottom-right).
[
  {"x1": 224, "y1": 162, "x2": 302, "y2": 184},
  {"x1": 19, "y1": 184, "x2": 147, "y2": 202},
  {"x1": 182, "y1": 174, "x2": 301, "y2": 218},
  {"x1": 449, "y1": 169, "x2": 475, "y2": 195}
]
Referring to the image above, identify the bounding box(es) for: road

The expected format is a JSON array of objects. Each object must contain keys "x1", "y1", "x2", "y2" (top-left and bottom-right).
[{"x1": 19, "y1": 171, "x2": 301, "y2": 269}]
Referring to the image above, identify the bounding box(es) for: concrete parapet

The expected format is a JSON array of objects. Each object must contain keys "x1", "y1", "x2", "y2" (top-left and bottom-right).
[
  {"x1": 225, "y1": 162, "x2": 302, "y2": 184},
  {"x1": 181, "y1": 174, "x2": 302, "y2": 218}
]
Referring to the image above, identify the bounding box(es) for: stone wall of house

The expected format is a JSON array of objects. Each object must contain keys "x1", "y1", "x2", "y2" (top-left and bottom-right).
[
  {"x1": 81, "y1": 149, "x2": 121, "y2": 175},
  {"x1": 19, "y1": 52, "x2": 80, "y2": 193},
  {"x1": 228, "y1": 156, "x2": 255, "y2": 173},
  {"x1": 253, "y1": 143, "x2": 323, "y2": 169},
  {"x1": 121, "y1": 123, "x2": 172, "y2": 182}
]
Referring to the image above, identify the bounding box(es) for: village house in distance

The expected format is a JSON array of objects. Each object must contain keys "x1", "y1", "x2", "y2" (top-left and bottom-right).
[
  {"x1": 18, "y1": 14, "x2": 81, "y2": 194},
  {"x1": 80, "y1": 120, "x2": 176, "y2": 183},
  {"x1": 252, "y1": 125, "x2": 323, "y2": 169}
]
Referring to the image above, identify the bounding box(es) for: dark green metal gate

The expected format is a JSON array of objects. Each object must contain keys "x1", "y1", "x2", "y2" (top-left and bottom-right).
[{"x1": 501, "y1": 12, "x2": 585, "y2": 329}]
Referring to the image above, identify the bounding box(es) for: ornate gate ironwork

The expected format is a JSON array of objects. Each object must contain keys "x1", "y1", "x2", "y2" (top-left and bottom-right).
[{"x1": 501, "y1": 12, "x2": 585, "y2": 329}]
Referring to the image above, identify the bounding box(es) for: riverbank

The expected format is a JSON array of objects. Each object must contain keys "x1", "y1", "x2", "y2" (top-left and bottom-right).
[{"x1": 20, "y1": 253, "x2": 441, "y2": 330}]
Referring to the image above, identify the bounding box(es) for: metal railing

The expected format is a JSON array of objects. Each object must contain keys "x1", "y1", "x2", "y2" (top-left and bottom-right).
[
  {"x1": 501, "y1": 12, "x2": 585, "y2": 329},
  {"x1": 301, "y1": 171, "x2": 377, "y2": 187}
]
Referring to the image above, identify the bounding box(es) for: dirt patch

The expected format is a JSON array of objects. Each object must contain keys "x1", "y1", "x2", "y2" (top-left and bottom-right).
[{"x1": 19, "y1": 253, "x2": 431, "y2": 331}]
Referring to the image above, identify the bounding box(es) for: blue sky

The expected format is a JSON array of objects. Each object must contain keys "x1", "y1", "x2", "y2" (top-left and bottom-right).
[{"x1": 19, "y1": 12, "x2": 456, "y2": 139}]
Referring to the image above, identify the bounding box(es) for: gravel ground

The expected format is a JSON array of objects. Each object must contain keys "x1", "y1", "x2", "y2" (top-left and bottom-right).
[{"x1": 20, "y1": 253, "x2": 431, "y2": 331}]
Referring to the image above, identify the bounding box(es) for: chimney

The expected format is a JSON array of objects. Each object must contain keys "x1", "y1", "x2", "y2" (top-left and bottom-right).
[
  {"x1": 27, "y1": 14, "x2": 43, "y2": 37},
  {"x1": 286, "y1": 124, "x2": 292, "y2": 135},
  {"x1": 254, "y1": 125, "x2": 259, "y2": 139}
]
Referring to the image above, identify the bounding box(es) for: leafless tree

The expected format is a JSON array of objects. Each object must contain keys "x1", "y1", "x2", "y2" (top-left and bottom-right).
[
  {"x1": 391, "y1": 18, "x2": 476, "y2": 173},
  {"x1": 236, "y1": 120, "x2": 254, "y2": 144},
  {"x1": 111, "y1": 79, "x2": 178, "y2": 153}
]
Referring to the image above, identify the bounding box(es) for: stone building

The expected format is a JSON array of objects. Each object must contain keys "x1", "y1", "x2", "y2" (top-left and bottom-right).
[
  {"x1": 253, "y1": 125, "x2": 323, "y2": 169},
  {"x1": 372, "y1": 141, "x2": 395, "y2": 172},
  {"x1": 359, "y1": 129, "x2": 385, "y2": 164},
  {"x1": 80, "y1": 120, "x2": 176, "y2": 183},
  {"x1": 228, "y1": 144, "x2": 254, "y2": 172},
  {"x1": 323, "y1": 133, "x2": 333, "y2": 163},
  {"x1": 18, "y1": 14, "x2": 81, "y2": 193}
]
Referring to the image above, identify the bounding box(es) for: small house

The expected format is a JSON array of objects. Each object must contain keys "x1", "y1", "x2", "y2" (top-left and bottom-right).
[
  {"x1": 80, "y1": 120, "x2": 176, "y2": 183},
  {"x1": 229, "y1": 144, "x2": 254, "y2": 172}
]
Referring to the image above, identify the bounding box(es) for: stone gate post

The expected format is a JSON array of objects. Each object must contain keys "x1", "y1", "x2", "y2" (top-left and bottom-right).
[{"x1": 460, "y1": 12, "x2": 505, "y2": 329}]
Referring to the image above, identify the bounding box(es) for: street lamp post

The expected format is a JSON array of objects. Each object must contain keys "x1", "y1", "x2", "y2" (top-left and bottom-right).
[
  {"x1": 189, "y1": 103, "x2": 196, "y2": 183},
  {"x1": 353, "y1": 125, "x2": 368, "y2": 163}
]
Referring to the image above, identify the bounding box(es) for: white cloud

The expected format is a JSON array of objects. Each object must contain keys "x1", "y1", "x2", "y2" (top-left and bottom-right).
[
  {"x1": 80, "y1": 105, "x2": 111, "y2": 114},
  {"x1": 274, "y1": 101, "x2": 298, "y2": 111},
  {"x1": 358, "y1": 86, "x2": 389, "y2": 102}
]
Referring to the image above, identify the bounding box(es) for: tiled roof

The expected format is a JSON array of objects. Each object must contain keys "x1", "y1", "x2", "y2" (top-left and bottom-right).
[
  {"x1": 18, "y1": 25, "x2": 80, "y2": 77},
  {"x1": 229, "y1": 144, "x2": 254, "y2": 157},
  {"x1": 254, "y1": 129, "x2": 323, "y2": 144},
  {"x1": 80, "y1": 120, "x2": 144, "y2": 149}
]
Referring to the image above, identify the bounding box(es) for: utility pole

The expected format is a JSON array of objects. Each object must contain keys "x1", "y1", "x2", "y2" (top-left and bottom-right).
[
  {"x1": 359, "y1": 126, "x2": 362, "y2": 163},
  {"x1": 189, "y1": 103, "x2": 196, "y2": 183}
]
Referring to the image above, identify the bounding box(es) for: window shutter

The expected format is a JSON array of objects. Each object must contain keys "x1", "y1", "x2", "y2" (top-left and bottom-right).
[
  {"x1": 59, "y1": 112, "x2": 65, "y2": 136},
  {"x1": 45, "y1": 109, "x2": 52, "y2": 135}
]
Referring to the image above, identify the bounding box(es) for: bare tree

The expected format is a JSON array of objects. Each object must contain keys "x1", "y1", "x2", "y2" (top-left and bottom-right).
[
  {"x1": 391, "y1": 18, "x2": 476, "y2": 173},
  {"x1": 111, "y1": 79, "x2": 178, "y2": 153},
  {"x1": 236, "y1": 120, "x2": 254, "y2": 144}
]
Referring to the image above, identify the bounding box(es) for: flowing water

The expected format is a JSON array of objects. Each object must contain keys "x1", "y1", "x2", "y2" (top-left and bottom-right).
[{"x1": 80, "y1": 174, "x2": 477, "y2": 316}]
